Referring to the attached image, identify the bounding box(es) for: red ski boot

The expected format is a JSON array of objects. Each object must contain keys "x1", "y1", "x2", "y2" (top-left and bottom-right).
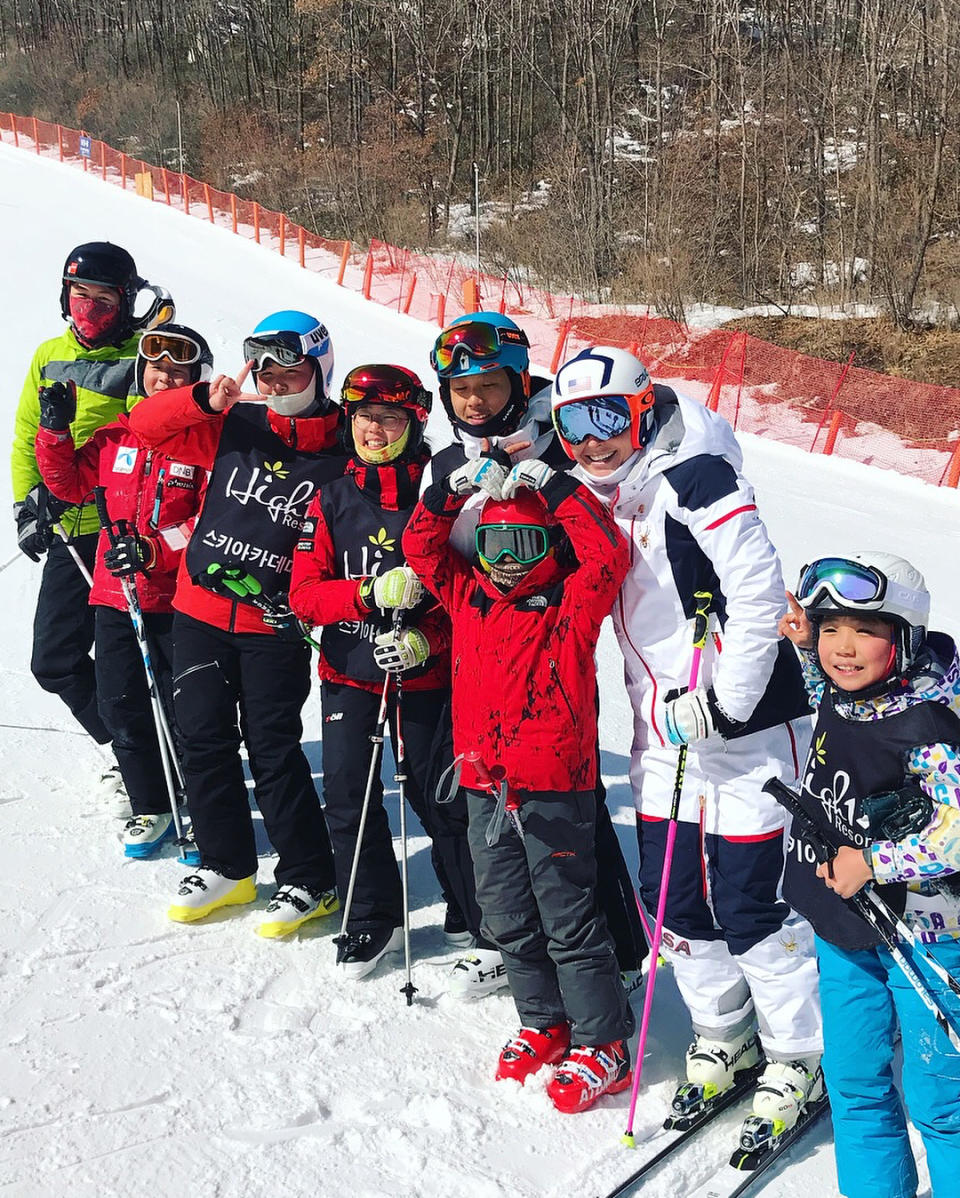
[
  {"x1": 495, "y1": 1024, "x2": 570, "y2": 1084},
  {"x1": 547, "y1": 1040, "x2": 632, "y2": 1113}
]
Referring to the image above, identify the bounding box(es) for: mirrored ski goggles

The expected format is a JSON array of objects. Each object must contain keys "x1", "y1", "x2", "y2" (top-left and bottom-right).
[
  {"x1": 139, "y1": 331, "x2": 203, "y2": 365},
  {"x1": 475, "y1": 523, "x2": 549, "y2": 566},
  {"x1": 342, "y1": 364, "x2": 430, "y2": 411},
  {"x1": 242, "y1": 332, "x2": 309, "y2": 371},
  {"x1": 431, "y1": 321, "x2": 530, "y2": 376},
  {"x1": 796, "y1": 557, "x2": 886, "y2": 609},
  {"x1": 552, "y1": 396, "x2": 633, "y2": 445}
]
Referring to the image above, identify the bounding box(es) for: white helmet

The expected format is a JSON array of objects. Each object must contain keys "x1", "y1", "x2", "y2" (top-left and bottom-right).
[
  {"x1": 551, "y1": 346, "x2": 656, "y2": 458},
  {"x1": 797, "y1": 551, "x2": 929, "y2": 673}
]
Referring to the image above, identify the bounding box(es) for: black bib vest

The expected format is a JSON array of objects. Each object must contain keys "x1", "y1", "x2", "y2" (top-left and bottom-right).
[
  {"x1": 318, "y1": 474, "x2": 431, "y2": 682},
  {"x1": 784, "y1": 688, "x2": 960, "y2": 949},
  {"x1": 187, "y1": 404, "x2": 345, "y2": 600}
]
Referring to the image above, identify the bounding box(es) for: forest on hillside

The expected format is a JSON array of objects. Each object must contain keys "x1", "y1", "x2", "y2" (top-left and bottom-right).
[{"x1": 3, "y1": 0, "x2": 960, "y2": 331}]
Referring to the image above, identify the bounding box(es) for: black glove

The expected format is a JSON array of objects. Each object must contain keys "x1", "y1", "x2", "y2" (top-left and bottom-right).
[
  {"x1": 103, "y1": 532, "x2": 158, "y2": 577},
  {"x1": 261, "y1": 599, "x2": 311, "y2": 643},
  {"x1": 13, "y1": 483, "x2": 63, "y2": 562},
  {"x1": 38, "y1": 380, "x2": 77, "y2": 433}
]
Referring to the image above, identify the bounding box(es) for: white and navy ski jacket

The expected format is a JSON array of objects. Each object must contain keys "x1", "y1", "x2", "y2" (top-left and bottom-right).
[{"x1": 573, "y1": 386, "x2": 809, "y2": 756}]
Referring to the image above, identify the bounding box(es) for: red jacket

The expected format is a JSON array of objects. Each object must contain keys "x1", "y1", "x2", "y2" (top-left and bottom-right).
[
  {"x1": 402, "y1": 472, "x2": 629, "y2": 793},
  {"x1": 289, "y1": 457, "x2": 451, "y2": 693},
  {"x1": 34, "y1": 412, "x2": 204, "y2": 612},
  {"x1": 127, "y1": 383, "x2": 345, "y2": 633}
]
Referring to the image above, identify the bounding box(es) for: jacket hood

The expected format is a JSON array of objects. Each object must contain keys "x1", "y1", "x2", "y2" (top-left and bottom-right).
[
  {"x1": 471, "y1": 546, "x2": 566, "y2": 601},
  {"x1": 614, "y1": 390, "x2": 744, "y2": 491}
]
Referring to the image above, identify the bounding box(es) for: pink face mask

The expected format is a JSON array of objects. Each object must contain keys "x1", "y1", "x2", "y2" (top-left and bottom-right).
[{"x1": 69, "y1": 293, "x2": 121, "y2": 344}]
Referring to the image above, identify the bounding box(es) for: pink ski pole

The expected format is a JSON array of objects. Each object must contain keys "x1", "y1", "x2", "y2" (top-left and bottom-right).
[{"x1": 622, "y1": 590, "x2": 712, "y2": 1146}]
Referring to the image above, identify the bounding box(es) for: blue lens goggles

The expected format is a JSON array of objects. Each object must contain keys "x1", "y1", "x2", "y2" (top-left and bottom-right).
[
  {"x1": 552, "y1": 396, "x2": 632, "y2": 445},
  {"x1": 797, "y1": 558, "x2": 885, "y2": 608}
]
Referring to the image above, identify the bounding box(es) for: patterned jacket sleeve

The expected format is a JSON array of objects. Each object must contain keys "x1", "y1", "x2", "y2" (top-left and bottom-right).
[{"x1": 869, "y1": 742, "x2": 960, "y2": 883}]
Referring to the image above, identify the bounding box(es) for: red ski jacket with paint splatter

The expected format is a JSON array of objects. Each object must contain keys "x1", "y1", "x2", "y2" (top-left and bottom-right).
[{"x1": 402, "y1": 471, "x2": 629, "y2": 794}]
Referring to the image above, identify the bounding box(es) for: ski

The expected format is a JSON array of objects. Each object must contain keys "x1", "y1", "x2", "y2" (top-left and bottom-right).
[
  {"x1": 684, "y1": 1094, "x2": 831, "y2": 1198},
  {"x1": 600, "y1": 1063, "x2": 765, "y2": 1198}
]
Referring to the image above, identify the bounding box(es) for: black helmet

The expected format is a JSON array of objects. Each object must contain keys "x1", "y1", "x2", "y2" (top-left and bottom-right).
[
  {"x1": 135, "y1": 323, "x2": 214, "y2": 395},
  {"x1": 60, "y1": 242, "x2": 141, "y2": 334}
]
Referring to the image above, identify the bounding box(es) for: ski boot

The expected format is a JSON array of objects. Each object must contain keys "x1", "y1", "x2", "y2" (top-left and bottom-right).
[
  {"x1": 495, "y1": 1023, "x2": 570, "y2": 1084},
  {"x1": 732, "y1": 1056, "x2": 824, "y2": 1169},
  {"x1": 665, "y1": 1027, "x2": 763, "y2": 1131},
  {"x1": 547, "y1": 1040, "x2": 632, "y2": 1113}
]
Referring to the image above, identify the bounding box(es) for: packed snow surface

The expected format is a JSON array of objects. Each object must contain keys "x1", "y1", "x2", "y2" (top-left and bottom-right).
[{"x1": 1, "y1": 142, "x2": 957, "y2": 1198}]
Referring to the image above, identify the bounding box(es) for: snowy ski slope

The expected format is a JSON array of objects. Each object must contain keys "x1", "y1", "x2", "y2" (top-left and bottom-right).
[{"x1": 1, "y1": 141, "x2": 957, "y2": 1198}]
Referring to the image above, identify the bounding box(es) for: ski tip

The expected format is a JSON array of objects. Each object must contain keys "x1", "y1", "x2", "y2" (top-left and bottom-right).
[{"x1": 621, "y1": 1131, "x2": 636, "y2": 1149}]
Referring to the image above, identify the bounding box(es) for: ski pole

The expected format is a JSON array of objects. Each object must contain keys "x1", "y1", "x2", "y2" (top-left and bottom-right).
[
  {"x1": 54, "y1": 522, "x2": 94, "y2": 587},
  {"x1": 393, "y1": 655, "x2": 418, "y2": 1006},
  {"x1": 93, "y1": 487, "x2": 187, "y2": 847},
  {"x1": 334, "y1": 668, "x2": 393, "y2": 953},
  {"x1": 0, "y1": 550, "x2": 22, "y2": 575},
  {"x1": 764, "y1": 776, "x2": 960, "y2": 1051},
  {"x1": 623, "y1": 589, "x2": 713, "y2": 1147}
]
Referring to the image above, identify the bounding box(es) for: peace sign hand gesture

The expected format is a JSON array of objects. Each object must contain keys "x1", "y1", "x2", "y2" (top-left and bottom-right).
[{"x1": 779, "y1": 590, "x2": 815, "y2": 649}]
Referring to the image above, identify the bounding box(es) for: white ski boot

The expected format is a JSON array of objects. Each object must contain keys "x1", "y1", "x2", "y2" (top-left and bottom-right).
[
  {"x1": 447, "y1": 948, "x2": 509, "y2": 999},
  {"x1": 738, "y1": 1056, "x2": 824, "y2": 1155},
  {"x1": 98, "y1": 763, "x2": 132, "y2": 819},
  {"x1": 666, "y1": 1027, "x2": 763, "y2": 1129},
  {"x1": 121, "y1": 813, "x2": 174, "y2": 858}
]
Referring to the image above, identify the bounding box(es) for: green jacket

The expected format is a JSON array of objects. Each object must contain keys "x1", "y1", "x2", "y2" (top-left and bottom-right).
[{"x1": 11, "y1": 327, "x2": 140, "y2": 535}]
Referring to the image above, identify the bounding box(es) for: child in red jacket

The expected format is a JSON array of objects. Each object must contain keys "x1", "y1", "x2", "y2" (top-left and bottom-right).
[
  {"x1": 402, "y1": 455, "x2": 634, "y2": 1113},
  {"x1": 35, "y1": 324, "x2": 210, "y2": 858}
]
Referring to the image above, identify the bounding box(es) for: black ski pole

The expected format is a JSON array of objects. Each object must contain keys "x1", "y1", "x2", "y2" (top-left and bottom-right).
[
  {"x1": 764, "y1": 776, "x2": 960, "y2": 1051},
  {"x1": 392, "y1": 623, "x2": 418, "y2": 1006}
]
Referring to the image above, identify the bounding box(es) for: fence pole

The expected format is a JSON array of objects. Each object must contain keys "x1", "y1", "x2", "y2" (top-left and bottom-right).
[
  {"x1": 100, "y1": 141, "x2": 106, "y2": 179},
  {"x1": 337, "y1": 242, "x2": 350, "y2": 286},
  {"x1": 362, "y1": 249, "x2": 374, "y2": 300},
  {"x1": 812, "y1": 351, "x2": 856, "y2": 453},
  {"x1": 733, "y1": 331, "x2": 747, "y2": 431},
  {"x1": 162, "y1": 169, "x2": 171, "y2": 205},
  {"x1": 32, "y1": 116, "x2": 39, "y2": 153},
  {"x1": 279, "y1": 213, "x2": 286, "y2": 257},
  {"x1": 822, "y1": 410, "x2": 845, "y2": 456},
  {"x1": 550, "y1": 320, "x2": 572, "y2": 374},
  {"x1": 945, "y1": 442, "x2": 960, "y2": 488},
  {"x1": 203, "y1": 183, "x2": 214, "y2": 223},
  {"x1": 402, "y1": 273, "x2": 418, "y2": 315},
  {"x1": 9, "y1": 113, "x2": 18, "y2": 148},
  {"x1": 57, "y1": 124, "x2": 64, "y2": 161},
  {"x1": 181, "y1": 174, "x2": 190, "y2": 215},
  {"x1": 298, "y1": 227, "x2": 305, "y2": 267},
  {"x1": 230, "y1": 193, "x2": 237, "y2": 232},
  {"x1": 437, "y1": 294, "x2": 446, "y2": 327},
  {"x1": 120, "y1": 153, "x2": 127, "y2": 188},
  {"x1": 253, "y1": 202, "x2": 260, "y2": 243}
]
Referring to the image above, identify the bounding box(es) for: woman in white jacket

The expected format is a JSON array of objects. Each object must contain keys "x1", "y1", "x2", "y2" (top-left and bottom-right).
[{"x1": 551, "y1": 345, "x2": 823, "y2": 1153}]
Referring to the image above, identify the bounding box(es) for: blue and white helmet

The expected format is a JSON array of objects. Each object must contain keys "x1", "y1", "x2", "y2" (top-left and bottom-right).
[{"x1": 243, "y1": 310, "x2": 335, "y2": 401}]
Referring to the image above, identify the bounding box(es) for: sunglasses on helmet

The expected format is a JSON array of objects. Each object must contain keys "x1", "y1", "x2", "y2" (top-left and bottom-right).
[
  {"x1": 242, "y1": 331, "x2": 311, "y2": 371},
  {"x1": 431, "y1": 321, "x2": 530, "y2": 377},
  {"x1": 796, "y1": 558, "x2": 887, "y2": 609},
  {"x1": 139, "y1": 331, "x2": 203, "y2": 366},
  {"x1": 552, "y1": 396, "x2": 635, "y2": 445},
  {"x1": 342, "y1": 364, "x2": 430, "y2": 411},
  {"x1": 475, "y1": 523, "x2": 549, "y2": 566}
]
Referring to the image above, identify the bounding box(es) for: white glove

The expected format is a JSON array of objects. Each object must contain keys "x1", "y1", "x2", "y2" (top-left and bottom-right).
[
  {"x1": 664, "y1": 687, "x2": 717, "y2": 746},
  {"x1": 445, "y1": 456, "x2": 506, "y2": 499},
  {"x1": 501, "y1": 459, "x2": 555, "y2": 498},
  {"x1": 373, "y1": 628, "x2": 430, "y2": 673},
  {"x1": 363, "y1": 565, "x2": 424, "y2": 611}
]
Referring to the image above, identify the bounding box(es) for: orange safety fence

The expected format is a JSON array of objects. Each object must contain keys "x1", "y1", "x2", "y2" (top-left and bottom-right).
[{"x1": 4, "y1": 111, "x2": 960, "y2": 489}]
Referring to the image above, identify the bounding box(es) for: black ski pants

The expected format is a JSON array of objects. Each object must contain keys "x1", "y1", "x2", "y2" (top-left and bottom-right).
[
  {"x1": 320, "y1": 680, "x2": 448, "y2": 934},
  {"x1": 95, "y1": 604, "x2": 177, "y2": 817},
  {"x1": 31, "y1": 533, "x2": 110, "y2": 744},
  {"x1": 172, "y1": 613, "x2": 335, "y2": 888},
  {"x1": 466, "y1": 787, "x2": 631, "y2": 1045}
]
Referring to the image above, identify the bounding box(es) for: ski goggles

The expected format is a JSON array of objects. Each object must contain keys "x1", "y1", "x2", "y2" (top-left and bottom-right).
[
  {"x1": 796, "y1": 557, "x2": 887, "y2": 609},
  {"x1": 431, "y1": 321, "x2": 529, "y2": 377},
  {"x1": 242, "y1": 331, "x2": 311, "y2": 371},
  {"x1": 475, "y1": 523, "x2": 549, "y2": 566},
  {"x1": 139, "y1": 330, "x2": 203, "y2": 366},
  {"x1": 341, "y1": 364, "x2": 430, "y2": 413},
  {"x1": 552, "y1": 396, "x2": 635, "y2": 445}
]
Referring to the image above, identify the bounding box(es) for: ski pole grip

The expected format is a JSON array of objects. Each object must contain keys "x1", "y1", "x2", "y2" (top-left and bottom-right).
[
  {"x1": 762, "y1": 777, "x2": 835, "y2": 865},
  {"x1": 92, "y1": 486, "x2": 118, "y2": 545}
]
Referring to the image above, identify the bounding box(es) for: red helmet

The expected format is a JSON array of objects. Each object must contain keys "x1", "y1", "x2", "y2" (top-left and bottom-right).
[{"x1": 475, "y1": 490, "x2": 553, "y2": 569}]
